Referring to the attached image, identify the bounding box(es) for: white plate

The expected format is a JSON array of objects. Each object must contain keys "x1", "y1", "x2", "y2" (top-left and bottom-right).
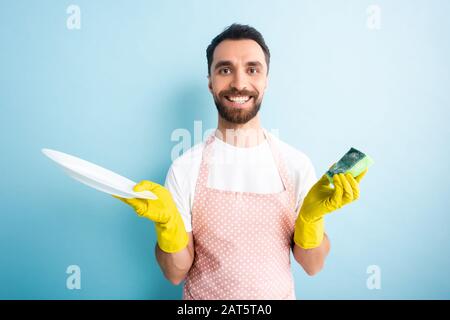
[{"x1": 42, "y1": 148, "x2": 157, "y2": 200}]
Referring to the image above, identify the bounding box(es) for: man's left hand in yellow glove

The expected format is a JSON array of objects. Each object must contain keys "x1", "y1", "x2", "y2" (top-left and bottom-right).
[
  {"x1": 113, "y1": 180, "x2": 189, "y2": 253},
  {"x1": 294, "y1": 169, "x2": 367, "y2": 249}
]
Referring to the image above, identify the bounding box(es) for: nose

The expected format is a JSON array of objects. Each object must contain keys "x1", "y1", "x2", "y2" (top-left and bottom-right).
[{"x1": 230, "y1": 69, "x2": 248, "y2": 92}]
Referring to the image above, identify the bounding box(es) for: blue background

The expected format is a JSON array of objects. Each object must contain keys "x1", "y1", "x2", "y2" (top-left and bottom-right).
[{"x1": 1, "y1": 0, "x2": 449, "y2": 299}]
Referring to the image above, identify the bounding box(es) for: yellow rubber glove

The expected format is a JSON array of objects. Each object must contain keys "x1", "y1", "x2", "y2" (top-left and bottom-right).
[
  {"x1": 113, "y1": 180, "x2": 188, "y2": 253},
  {"x1": 294, "y1": 169, "x2": 367, "y2": 249}
]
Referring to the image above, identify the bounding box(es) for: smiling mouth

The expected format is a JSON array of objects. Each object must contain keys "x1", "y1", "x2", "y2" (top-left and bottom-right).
[{"x1": 224, "y1": 95, "x2": 253, "y2": 105}]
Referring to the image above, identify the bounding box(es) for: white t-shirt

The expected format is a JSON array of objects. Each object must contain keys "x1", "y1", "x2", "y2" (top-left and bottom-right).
[{"x1": 164, "y1": 132, "x2": 318, "y2": 232}]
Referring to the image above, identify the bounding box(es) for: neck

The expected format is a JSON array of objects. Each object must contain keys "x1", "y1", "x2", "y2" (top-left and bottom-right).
[{"x1": 216, "y1": 115, "x2": 265, "y2": 147}]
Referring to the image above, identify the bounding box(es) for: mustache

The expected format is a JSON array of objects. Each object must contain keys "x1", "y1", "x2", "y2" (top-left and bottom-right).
[{"x1": 219, "y1": 89, "x2": 259, "y2": 98}]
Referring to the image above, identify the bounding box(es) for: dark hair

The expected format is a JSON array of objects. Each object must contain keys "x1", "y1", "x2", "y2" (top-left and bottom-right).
[{"x1": 206, "y1": 23, "x2": 270, "y2": 75}]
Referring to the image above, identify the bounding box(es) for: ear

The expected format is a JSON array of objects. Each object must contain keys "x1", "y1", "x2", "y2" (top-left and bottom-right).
[{"x1": 207, "y1": 75, "x2": 213, "y2": 93}]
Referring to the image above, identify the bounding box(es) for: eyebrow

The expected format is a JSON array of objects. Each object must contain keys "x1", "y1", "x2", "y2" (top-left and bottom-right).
[{"x1": 213, "y1": 60, "x2": 264, "y2": 71}]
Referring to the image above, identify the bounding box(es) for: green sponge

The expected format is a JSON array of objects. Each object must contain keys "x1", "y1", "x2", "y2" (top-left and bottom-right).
[{"x1": 326, "y1": 148, "x2": 374, "y2": 183}]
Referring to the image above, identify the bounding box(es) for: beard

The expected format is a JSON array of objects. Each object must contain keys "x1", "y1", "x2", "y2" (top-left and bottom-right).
[{"x1": 213, "y1": 89, "x2": 262, "y2": 124}]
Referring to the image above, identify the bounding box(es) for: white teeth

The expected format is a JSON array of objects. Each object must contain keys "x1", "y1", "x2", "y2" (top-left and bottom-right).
[{"x1": 227, "y1": 96, "x2": 250, "y2": 104}]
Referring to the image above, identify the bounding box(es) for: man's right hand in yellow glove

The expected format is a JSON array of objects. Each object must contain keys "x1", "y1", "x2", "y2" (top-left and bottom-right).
[
  {"x1": 294, "y1": 169, "x2": 367, "y2": 249},
  {"x1": 113, "y1": 180, "x2": 188, "y2": 253}
]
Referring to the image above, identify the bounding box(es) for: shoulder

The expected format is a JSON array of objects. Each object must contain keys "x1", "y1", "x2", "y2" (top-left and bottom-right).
[
  {"x1": 171, "y1": 141, "x2": 205, "y2": 169},
  {"x1": 268, "y1": 132, "x2": 314, "y2": 171},
  {"x1": 167, "y1": 140, "x2": 205, "y2": 187}
]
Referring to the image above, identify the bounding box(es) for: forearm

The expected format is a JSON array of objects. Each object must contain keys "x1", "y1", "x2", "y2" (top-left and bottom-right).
[
  {"x1": 293, "y1": 233, "x2": 330, "y2": 276},
  {"x1": 155, "y1": 233, "x2": 194, "y2": 285}
]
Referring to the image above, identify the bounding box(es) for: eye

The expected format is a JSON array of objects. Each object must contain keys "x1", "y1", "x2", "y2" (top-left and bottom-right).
[
  {"x1": 248, "y1": 67, "x2": 258, "y2": 75},
  {"x1": 219, "y1": 67, "x2": 231, "y2": 75}
]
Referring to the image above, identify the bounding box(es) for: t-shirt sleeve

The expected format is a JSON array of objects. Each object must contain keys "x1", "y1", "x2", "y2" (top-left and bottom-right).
[
  {"x1": 164, "y1": 164, "x2": 192, "y2": 232},
  {"x1": 295, "y1": 158, "x2": 318, "y2": 214}
]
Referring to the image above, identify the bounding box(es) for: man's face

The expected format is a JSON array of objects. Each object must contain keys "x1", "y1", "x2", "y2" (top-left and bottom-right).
[{"x1": 208, "y1": 39, "x2": 268, "y2": 124}]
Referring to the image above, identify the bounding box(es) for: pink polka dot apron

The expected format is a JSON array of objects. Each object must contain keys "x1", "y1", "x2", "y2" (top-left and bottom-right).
[{"x1": 183, "y1": 130, "x2": 297, "y2": 300}]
